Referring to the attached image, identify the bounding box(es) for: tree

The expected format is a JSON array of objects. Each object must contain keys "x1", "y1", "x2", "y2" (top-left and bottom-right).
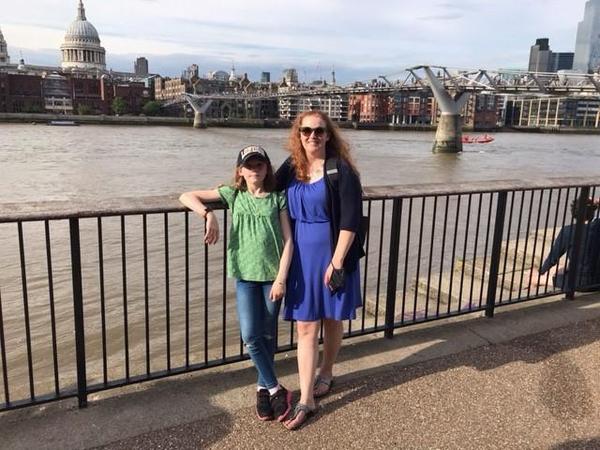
[
  {"x1": 111, "y1": 97, "x2": 127, "y2": 115},
  {"x1": 77, "y1": 104, "x2": 92, "y2": 115},
  {"x1": 142, "y1": 101, "x2": 161, "y2": 117},
  {"x1": 22, "y1": 102, "x2": 43, "y2": 113}
]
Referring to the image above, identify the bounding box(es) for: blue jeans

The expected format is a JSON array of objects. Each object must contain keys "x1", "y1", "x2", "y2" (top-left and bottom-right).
[{"x1": 236, "y1": 279, "x2": 281, "y2": 389}]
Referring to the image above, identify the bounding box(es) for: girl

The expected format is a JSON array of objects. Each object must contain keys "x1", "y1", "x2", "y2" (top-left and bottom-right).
[{"x1": 179, "y1": 145, "x2": 293, "y2": 422}]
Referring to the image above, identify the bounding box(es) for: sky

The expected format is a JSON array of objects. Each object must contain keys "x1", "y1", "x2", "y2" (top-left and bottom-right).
[{"x1": 0, "y1": 0, "x2": 592, "y2": 84}]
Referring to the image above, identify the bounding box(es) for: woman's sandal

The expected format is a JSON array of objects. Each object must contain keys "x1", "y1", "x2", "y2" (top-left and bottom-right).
[
  {"x1": 313, "y1": 375, "x2": 334, "y2": 398},
  {"x1": 283, "y1": 403, "x2": 316, "y2": 430}
]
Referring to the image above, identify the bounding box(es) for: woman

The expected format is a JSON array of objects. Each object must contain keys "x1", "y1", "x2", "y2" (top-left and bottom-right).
[{"x1": 276, "y1": 111, "x2": 364, "y2": 430}]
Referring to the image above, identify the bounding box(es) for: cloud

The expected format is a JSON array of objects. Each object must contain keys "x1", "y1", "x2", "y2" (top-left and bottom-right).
[
  {"x1": 435, "y1": 1, "x2": 480, "y2": 11},
  {"x1": 4, "y1": 21, "x2": 65, "y2": 31},
  {"x1": 417, "y1": 13, "x2": 464, "y2": 21},
  {"x1": 1, "y1": 0, "x2": 590, "y2": 82}
]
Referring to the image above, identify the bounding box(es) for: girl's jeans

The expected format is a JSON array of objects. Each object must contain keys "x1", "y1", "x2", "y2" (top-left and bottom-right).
[{"x1": 235, "y1": 279, "x2": 281, "y2": 389}]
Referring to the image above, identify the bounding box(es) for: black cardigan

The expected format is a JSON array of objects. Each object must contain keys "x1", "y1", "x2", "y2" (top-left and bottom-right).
[{"x1": 275, "y1": 154, "x2": 365, "y2": 271}]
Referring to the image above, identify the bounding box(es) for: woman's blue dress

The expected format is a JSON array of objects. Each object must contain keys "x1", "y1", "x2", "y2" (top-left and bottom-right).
[{"x1": 284, "y1": 177, "x2": 362, "y2": 321}]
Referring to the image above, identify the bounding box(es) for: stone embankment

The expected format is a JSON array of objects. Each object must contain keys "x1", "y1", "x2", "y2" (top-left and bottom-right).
[
  {"x1": 365, "y1": 227, "x2": 557, "y2": 321},
  {"x1": 0, "y1": 112, "x2": 291, "y2": 128}
]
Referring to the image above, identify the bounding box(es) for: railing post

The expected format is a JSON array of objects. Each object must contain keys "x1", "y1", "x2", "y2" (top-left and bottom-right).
[
  {"x1": 485, "y1": 191, "x2": 508, "y2": 318},
  {"x1": 384, "y1": 198, "x2": 402, "y2": 338},
  {"x1": 565, "y1": 187, "x2": 590, "y2": 300},
  {"x1": 69, "y1": 218, "x2": 87, "y2": 408}
]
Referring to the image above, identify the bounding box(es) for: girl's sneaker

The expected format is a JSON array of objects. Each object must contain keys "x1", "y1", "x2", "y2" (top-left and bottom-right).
[
  {"x1": 256, "y1": 389, "x2": 274, "y2": 421},
  {"x1": 270, "y1": 386, "x2": 292, "y2": 422}
]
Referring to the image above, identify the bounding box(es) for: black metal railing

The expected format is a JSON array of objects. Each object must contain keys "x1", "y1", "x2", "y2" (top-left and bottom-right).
[{"x1": 1, "y1": 177, "x2": 599, "y2": 412}]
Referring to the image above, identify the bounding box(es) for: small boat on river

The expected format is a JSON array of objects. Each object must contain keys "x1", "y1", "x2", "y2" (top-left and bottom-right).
[
  {"x1": 462, "y1": 134, "x2": 494, "y2": 144},
  {"x1": 47, "y1": 120, "x2": 79, "y2": 126}
]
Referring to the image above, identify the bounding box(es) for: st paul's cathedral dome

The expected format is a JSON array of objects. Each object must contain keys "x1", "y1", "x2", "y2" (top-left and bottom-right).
[{"x1": 60, "y1": 1, "x2": 106, "y2": 71}]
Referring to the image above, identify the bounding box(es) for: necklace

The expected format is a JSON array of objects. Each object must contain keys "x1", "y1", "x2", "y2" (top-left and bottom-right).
[
  {"x1": 310, "y1": 167, "x2": 323, "y2": 177},
  {"x1": 309, "y1": 160, "x2": 324, "y2": 179}
]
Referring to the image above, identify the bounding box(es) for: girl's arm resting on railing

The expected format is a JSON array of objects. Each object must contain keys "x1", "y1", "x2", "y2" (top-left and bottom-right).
[
  {"x1": 270, "y1": 209, "x2": 294, "y2": 301},
  {"x1": 179, "y1": 190, "x2": 222, "y2": 245}
]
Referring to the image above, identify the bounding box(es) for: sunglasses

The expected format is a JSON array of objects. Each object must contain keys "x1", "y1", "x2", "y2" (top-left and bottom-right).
[{"x1": 299, "y1": 126, "x2": 327, "y2": 137}]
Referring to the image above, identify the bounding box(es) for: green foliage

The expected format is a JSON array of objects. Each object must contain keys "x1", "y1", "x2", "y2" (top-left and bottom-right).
[
  {"x1": 77, "y1": 104, "x2": 92, "y2": 115},
  {"x1": 142, "y1": 101, "x2": 161, "y2": 117},
  {"x1": 22, "y1": 102, "x2": 43, "y2": 113},
  {"x1": 111, "y1": 97, "x2": 127, "y2": 115}
]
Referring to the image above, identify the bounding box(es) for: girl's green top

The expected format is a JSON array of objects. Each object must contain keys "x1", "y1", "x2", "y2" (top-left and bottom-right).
[{"x1": 217, "y1": 185, "x2": 287, "y2": 282}]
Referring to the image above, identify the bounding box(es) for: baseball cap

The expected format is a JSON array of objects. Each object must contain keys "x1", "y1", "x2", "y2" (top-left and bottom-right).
[{"x1": 237, "y1": 145, "x2": 270, "y2": 166}]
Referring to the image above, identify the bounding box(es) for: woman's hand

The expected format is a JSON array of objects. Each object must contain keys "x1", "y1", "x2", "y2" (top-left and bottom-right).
[
  {"x1": 529, "y1": 268, "x2": 550, "y2": 288},
  {"x1": 204, "y1": 212, "x2": 219, "y2": 244},
  {"x1": 269, "y1": 280, "x2": 286, "y2": 301},
  {"x1": 324, "y1": 263, "x2": 334, "y2": 287},
  {"x1": 528, "y1": 268, "x2": 540, "y2": 288}
]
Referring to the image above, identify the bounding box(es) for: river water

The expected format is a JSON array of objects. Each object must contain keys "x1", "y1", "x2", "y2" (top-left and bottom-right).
[
  {"x1": 0, "y1": 124, "x2": 599, "y2": 404},
  {"x1": 2, "y1": 124, "x2": 600, "y2": 203}
]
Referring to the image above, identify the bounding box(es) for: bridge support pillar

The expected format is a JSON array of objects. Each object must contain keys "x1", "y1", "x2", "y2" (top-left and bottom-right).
[
  {"x1": 420, "y1": 66, "x2": 469, "y2": 153},
  {"x1": 433, "y1": 114, "x2": 462, "y2": 153},
  {"x1": 184, "y1": 95, "x2": 212, "y2": 129},
  {"x1": 193, "y1": 111, "x2": 206, "y2": 129}
]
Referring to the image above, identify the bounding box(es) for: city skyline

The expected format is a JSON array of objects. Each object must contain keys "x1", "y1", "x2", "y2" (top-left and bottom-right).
[{"x1": 1, "y1": 0, "x2": 592, "y2": 83}]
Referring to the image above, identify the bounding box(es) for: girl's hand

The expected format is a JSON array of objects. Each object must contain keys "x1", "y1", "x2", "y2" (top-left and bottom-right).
[
  {"x1": 269, "y1": 281, "x2": 286, "y2": 301},
  {"x1": 204, "y1": 212, "x2": 219, "y2": 244}
]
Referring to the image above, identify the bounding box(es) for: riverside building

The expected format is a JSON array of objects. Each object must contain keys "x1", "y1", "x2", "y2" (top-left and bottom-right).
[
  {"x1": 0, "y1": 1, "x2": 153, "y2": 114},
  {"x1": 574, "y1": 0, "x2": 600, "y2": 73},
  {"x1": 0, "y1": 1, "x2": 150, "y2": 80},
  {"x1": 135, "y1": 57, "x2": 149, "y2": 77},
  {"x1": 0, "y1": 27, "x2": 9, "y2": 65},
  {"x1": 349, "y1": 93, "x2": 392, "y2": 123},
  {"x1": 528, "y1": 38, "x2": 574, "y2": 73},
  {"x1": 505, "y1": 96, "x2": 600, "y2": 128}
]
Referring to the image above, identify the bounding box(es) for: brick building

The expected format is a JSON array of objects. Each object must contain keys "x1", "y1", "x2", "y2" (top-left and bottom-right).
[
  {"x1": 348, "y1": 93, "x2": 392, "y2": 123},
  {"x1": 391, "y1": 92, "x2": 435, "y2": 125},
  {"x1": 0, "y1": 73, "x2": 44, "y2": 112},
  {"x1": 462, "y1": 93, "x2": 501, "y2": 130},
  {"x1": 109, "y1": 81, "x2": 148, "y2": 114},
  {"x1": 71, "y1": 75, "x2": 104, "y2": 113},
  {"x1": 42, "y1": 73, "x2": 73, "y2": 113},
  {"x1": 155, "y1": 77, "x2": 189, "y2": 101},
  {"x1": 0, "y1": 71, "x2": 148, "y2": 114}
]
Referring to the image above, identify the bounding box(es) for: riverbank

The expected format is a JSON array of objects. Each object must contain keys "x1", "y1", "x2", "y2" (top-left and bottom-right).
[
  {"x1": 2, "y1": 112, "x2": 600, "y2": 134},
  {"x1": 0, "y1": 113, "x2": 449, "y2": 131},
  {"x1": 506, "y1": 125, "x2": 600, "y2": 135},
  {"x1": 0, "y1": 112, "x2": 292, "y2": 128},
  {"x1": 0, "y1": 112, "x2": 193, "y2": 126}
]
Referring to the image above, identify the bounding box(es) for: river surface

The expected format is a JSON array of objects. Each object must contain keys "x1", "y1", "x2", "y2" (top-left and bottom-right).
[
  {"x1": 0, "y1": 124, "x2": 599, "y2": 403},
  {"x1": 1, "y1": 124, "x2": 600, "y2": 203}
]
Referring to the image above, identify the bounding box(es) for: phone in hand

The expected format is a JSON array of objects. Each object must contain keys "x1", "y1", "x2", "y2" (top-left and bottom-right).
[{"x1": 328, "y1": 267, "x2": 345, "y2": 292}]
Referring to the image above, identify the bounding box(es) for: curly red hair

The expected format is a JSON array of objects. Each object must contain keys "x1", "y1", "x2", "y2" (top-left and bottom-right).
[{"x1": 286, "y1": 110, "x2": 358, "y2": 182}]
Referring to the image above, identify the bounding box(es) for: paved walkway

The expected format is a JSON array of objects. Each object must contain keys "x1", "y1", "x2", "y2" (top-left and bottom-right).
[{"x1": 1, "y1": 294, "x2": 600, "y2": 449}]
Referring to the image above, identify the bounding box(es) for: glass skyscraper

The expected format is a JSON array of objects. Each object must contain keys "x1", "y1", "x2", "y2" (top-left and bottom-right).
[{"x1": 574, "y1": 0, "x2": 600, "y2": 73}]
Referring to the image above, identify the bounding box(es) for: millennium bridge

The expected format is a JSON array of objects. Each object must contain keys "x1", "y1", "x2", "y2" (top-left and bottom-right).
[{"x1": 169, "y1": 65, "x2": 600, "y2": 153}]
